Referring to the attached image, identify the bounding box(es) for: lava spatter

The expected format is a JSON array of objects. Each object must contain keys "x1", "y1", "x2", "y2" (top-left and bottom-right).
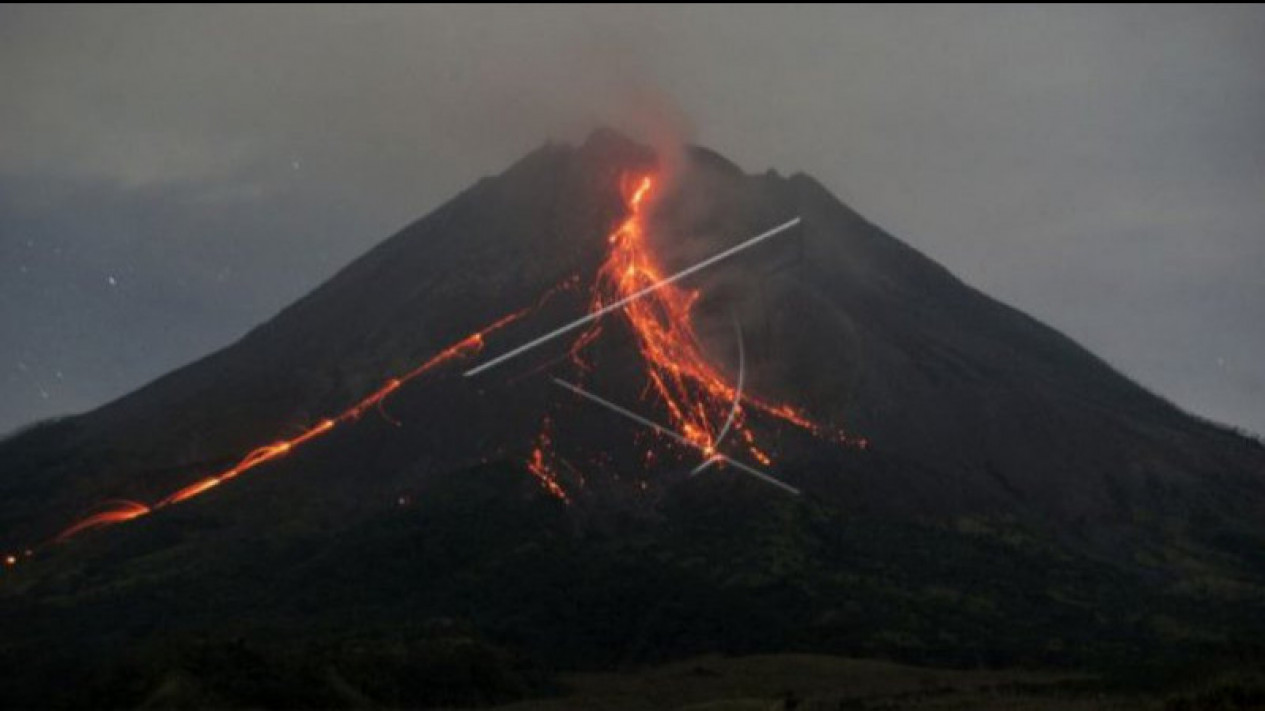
[{"x1": 525, "y1": 417, "x2": 569, "y2": 503}]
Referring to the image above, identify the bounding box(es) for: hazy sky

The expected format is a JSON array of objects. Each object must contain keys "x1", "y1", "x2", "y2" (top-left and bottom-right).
[{"x1": 2, "y1": 5, "x2": 1262, "y2": 436}]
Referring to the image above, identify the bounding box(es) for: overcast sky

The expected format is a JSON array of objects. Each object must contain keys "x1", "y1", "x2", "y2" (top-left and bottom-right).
[{"x1": 2, "y1": 4, "x2": 1262, "y2": 436}]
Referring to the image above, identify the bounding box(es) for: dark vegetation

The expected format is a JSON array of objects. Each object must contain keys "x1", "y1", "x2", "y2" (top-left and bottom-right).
[{"x1": 3, "y1": 463, "x2": 1263, "y2": 708}]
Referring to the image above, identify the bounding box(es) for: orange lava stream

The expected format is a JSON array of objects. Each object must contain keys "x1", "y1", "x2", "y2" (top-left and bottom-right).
[
  {"x1": 48, "y1": 310, "x2": 527, "y2": 545},
  {"x1": 525, "y1": 417, "x2": 570, "y2": 503},
  {"x1": 53, "y1": 500, "x2": 151, "y2": 543},
  {"x1": 578, "y1": 174, "x2": 859, "y2": 464},
  {"x1": 4, "y1": 172, "x2": 867, "y2": 567}
]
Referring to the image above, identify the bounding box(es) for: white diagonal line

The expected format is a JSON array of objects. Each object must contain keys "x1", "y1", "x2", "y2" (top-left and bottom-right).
[
  {"x1": 705, "y1": 450, "x2": 801, "y2": 496},
  {"x1": 689, "y1": 455, "x2": 721, "y2": 477},
  {"x1": 552, "y1": 378, "x2": 691, "y2": 446},
  {"x1": 551, "y1": 378, "x2": 801, "y2": 496},
  {"x1": 463, "y1": 217, "x2": 801, "y2": 377}
]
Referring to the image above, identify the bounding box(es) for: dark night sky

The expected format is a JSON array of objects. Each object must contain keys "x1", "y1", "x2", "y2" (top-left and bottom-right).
[{"x1": 2, "y1": 5, "x2": 1262, "y2": 436}]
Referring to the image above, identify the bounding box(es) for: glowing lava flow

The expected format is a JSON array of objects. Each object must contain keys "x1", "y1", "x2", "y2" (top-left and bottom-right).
[
  {"x1": 575, "y1": 174, "x2": 860, "y2": 466},
  {"x1": 525, "y1": 417, "x2": 570, "y2": 503},
  {"x1": 54, "y1": 500, "x2": 151, "y2": 543},
  {"x1": 7, "y1": 171, "x2": 864, "y2": 566},
  {"x1": 49, "y1": 311, "x2": 527, "y2": 545}
]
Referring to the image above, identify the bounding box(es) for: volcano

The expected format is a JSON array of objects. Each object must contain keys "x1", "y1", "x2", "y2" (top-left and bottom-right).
[{"x1": 2, "y1": 129, "x2": 1264, "y2": 706}]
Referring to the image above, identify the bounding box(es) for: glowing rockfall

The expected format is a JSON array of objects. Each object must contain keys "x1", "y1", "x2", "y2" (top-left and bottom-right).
[{"x1": 577, "y1": 174, "x2": 844, "y2": 466}]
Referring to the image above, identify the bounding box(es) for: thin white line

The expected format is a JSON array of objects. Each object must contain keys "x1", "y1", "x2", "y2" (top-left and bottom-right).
[
  {"x1": 710, "y1": 313, "x2": 745, "y2": 454},
  {"x1": 711, "y1": 452, "x2": 802, "y2": 496},
  {"x1": 551, "y1": 378, "x2": 801, "y2": 496},
  {"x1": 552, "y1": 378, "x2": 689, "y2": 445},
  {"x1": 689, "y1": 455, "x2": 721, "y2": 477},
  {"x1": 687, "y1": 314, "x2": 745, "y2": 479},
  {"x1": 463, "y1": 217, "x2": 801, "y2": 377}
]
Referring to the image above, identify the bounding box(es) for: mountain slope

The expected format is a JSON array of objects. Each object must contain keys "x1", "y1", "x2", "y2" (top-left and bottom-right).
[{"x1": 1, "y1": 129, "x2": 1263, "y2": 704}]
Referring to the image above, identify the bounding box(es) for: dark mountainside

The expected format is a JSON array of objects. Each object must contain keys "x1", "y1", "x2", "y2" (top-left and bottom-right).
[{"x1": 1, "y1": 129, "x2": 1264, "y2": 708}]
